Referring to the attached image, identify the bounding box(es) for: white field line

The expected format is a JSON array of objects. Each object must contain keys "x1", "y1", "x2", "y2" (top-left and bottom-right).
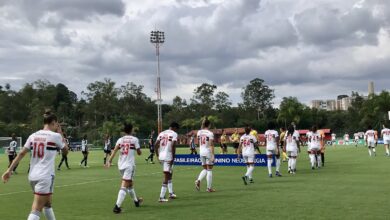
[{"x1": 0, "y1": 167, "x2": 197, "y2": 197}]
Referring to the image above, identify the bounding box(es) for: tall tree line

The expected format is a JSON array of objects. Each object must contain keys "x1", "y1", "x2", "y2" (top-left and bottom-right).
[{"x1": 0, "y1": 78, "x2": 389, "y2": 145}]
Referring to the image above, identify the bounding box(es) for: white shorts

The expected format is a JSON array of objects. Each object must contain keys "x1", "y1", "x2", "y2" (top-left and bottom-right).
[
  {"x1": 287, "y1": 150, "x2": 298, "y2": 157},
  {"x1": 309, "y1": 147, "x2": 320, "y2": 153},
  {"x1": 119, "y1": 166, "x2": 135, "y2": 181},
  {"x1": 384, "y1": 139, "x2": 390, "y2": 145},
  {"x1": 160, "y1": 161, "x2": 173, "y2": 173},
  {"x1": 200, "y1": 156, "x2": 214, "y2": 166},
  {"x1": 367, "y1": 141, "x2": 376, "y2": 148},
  {"x1": 243, "y1": 155, "x2": 255, "y2": 163},
  {"x1": 266, "y1": 148, "x2": 279, "y2": 156},
  {"x1": 30, "y1": 175, "x2": 55, "y2": 195}
]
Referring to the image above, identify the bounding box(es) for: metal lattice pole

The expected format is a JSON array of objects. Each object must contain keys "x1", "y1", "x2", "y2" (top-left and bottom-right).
[{"x1": 150, "y1": 30, "x2": 165, "y2": 133}]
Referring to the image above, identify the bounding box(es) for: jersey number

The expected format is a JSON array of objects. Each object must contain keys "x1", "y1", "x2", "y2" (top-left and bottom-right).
[
  {"x1": 32, "y1": 142, "x2": 45, "y2": 158},
  {"x1": 200, "y1": 136, "x2": 208, "y2": 145}
]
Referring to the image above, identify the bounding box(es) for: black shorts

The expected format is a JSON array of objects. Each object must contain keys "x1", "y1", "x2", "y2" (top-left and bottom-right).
[
  {"x1": 82, "y1": 151, "x2": 88, "y2": 154},
  {"x1": 221, "y1": 144, "x2": 227, "y2": 149},
  {"x1": 233, "y1": 143, "x2": 239, "y2": 149},
  {"x1": 104, "y1": 149, "x2": 111, "y2": 154},
  {"x1": 280, "y1": 141, "x2": 285, "y2": 147}
]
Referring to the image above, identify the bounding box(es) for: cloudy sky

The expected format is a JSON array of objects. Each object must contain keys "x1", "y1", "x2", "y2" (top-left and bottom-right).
[{"x1": 0, "y1": 0, "x2": 389, "y2": 106}]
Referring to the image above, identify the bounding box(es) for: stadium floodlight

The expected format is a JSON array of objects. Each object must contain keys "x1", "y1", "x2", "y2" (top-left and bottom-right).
[{"x1": 150, "y1": 30, "x2": 165, "y2": 133}]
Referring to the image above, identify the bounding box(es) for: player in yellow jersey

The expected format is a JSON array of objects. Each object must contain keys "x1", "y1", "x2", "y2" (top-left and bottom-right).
[
  {"x1": 319, "y1": 129, "x2": 326, "y2": 167},
  {"x1": 230, "y1": 129, "x2": 240, "y2": 154},
  {"x1": 250, "y1": 127, "x2": 261, "y2": 154},
  {"x1": 220, "y1": 130, "x2": 228, "y2": 154},
  {"x1": 279, "y1": 127, "x2": 288, "y2": 162}
]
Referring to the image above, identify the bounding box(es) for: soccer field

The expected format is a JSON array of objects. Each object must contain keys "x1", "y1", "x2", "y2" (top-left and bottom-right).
[{"x1": 1, "y1": 146, "x2": 389, "y2": 220}]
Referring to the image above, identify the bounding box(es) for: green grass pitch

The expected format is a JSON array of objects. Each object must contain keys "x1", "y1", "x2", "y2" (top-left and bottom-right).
[{"x1": 0, "y1": 145, "x2": 390, "y2": 220}]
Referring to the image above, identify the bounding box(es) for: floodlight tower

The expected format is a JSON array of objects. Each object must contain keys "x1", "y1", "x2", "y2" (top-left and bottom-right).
[{"x1": 150, "y1": 30, "x2": 165, "y2": 133}]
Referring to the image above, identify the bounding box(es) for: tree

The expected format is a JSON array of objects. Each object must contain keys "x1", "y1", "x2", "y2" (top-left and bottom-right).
[
  {"x1": 172, "y1": 96, "x2": 187, "y2": 111},
  {"x1": 277, "y1": 97, "x2": 305, "y2": 126},
  {"x1": 214, "y1": 91, "x2": 232, "y2": 111},
  {"x1": 240, "y1": 78, "x2": 274, "y2": 111},
  {"x1": 192, "y1": 83, "x2": 217, "y2": 108}
]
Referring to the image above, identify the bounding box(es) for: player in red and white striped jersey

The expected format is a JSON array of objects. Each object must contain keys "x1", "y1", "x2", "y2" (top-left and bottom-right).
[
  {"x1": 2, "y1": 110, "x2": 68, "y2": 220},
  {"x1": 195, "y1": 117, "x2": 216, "y2": 192},
  {"x1": 155, "y1": 122, "x2": 179, "y2": 202},
  {"x1": 107, "y1": 123, "x2": 143, "y2": 213},
  {"x1": 381, "y1": 124, "x2": 390, "y2": 156},
  {"x1": 365, "y1": 125, "x2": 377, "y2": 157}
]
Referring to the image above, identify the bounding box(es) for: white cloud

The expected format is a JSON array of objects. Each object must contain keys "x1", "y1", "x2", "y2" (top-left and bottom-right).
[{"x1": 0, "y1": 0, "x2": 389, "y2": 107}]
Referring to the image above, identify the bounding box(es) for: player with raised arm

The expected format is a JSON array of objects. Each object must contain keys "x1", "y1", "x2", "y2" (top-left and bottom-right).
[
  {"x1": 238, "y1": 125, "x2": 257, "y2": 185},
  {"x1": 307, "y1": 125, "x2": 323, "y2": 170},
  {"x1": 107, "y1": 123, "x2": 143, "y2": 213},
  {"x1": 264, "y1": 121, "x2": 281, "y2": 178},
  {"x1": 284, "y1": 125, "x2": 300, "y2": 174},
  {"x1": 381, "y1": 124, "x2": 390, "y2": 156},
  {"x1": 365, "y1": 125, "x2": 377, "y2": 157},
  {"x1": 7, "y1": 133, "x2": 19, "y2": 174},
  {"x1": 2, "y1": 110, "x2": 68, "y2": 220},
  {"x1": 103, "y1": 134, "x2": 112, "y2": 165},
  {"x1": 195, "y1": 117, "x2": 216, "y2": 192},
  {"x1": 80, "y1": 135, "x2": 89, "y2": 168},
  {"x1": 155, "y1": 122, "x2": 179, "y2": 202},
  {"x1": 57, "y1": 133, "x2": 70, "y2": 170}
]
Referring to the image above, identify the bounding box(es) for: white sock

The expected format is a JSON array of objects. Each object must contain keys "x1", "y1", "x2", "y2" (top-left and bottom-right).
[
  {"x1": 288, "y1": 158, "x2": 291, "y2": 171},
  {"x1": 292, "y1": 158, "x2": 297, "y2": 171},
  {"x1": 43, "y1": 207, "x2": 55, "y2": 220},
  {"x1": 167, "y1": 180, "x2": 173, "y2": 194},
  {"x1": 206, "y1": 170, "x2": 213, "y2": 189},
  {"x1": 386, "y1": 148, "x2": 389, "y2": 155},
  {"x1": 309, "y1": 154, "x2": 315, "y2": 167},
  {"x1": 368, "y1": 149, "x2": 372, "y2": 156},
  {"x1": 248, "y1": 166, "x2": 254, "y2": 179},
  {"x1": 245, "y1": 166, "x2": 250, "y2": 177},
  {"x1": 317, "y1": 154, "x2": 322, "y2": 167},
  {"x1": 197, "y1": 169, "x2": 207, "y2": 181},
  {"x1": 267, "y1": 158, "x2": 273, "y2": 174},
  {"x1": 276, "y1": 158, "x2": 281, "y2": 172},
  {"x1": 28, "y1": 211, "x2": 41, "y2": 220},
  {"x1": 127, "y1": 187, "x2": 138, "y2": 202},
  {"x1": 116, "y1": 188, "x2": 127, "y2": 207},
  {"x1": 160, "y1": 184, "x2": 167, "y2": 199},
  {"x1": 373, "y1": 148, "x2": 376, "y2": 154}
]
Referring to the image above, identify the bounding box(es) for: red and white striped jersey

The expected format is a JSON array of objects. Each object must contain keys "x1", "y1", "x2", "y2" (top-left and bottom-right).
[{"x1": 24, "y1": 130, "x2": 65, "y2": 181}]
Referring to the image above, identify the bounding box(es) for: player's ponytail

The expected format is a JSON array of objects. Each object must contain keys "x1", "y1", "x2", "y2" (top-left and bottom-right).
[
  {"x1": 43, "y1": 109, "x2": 58, "y2": 125},
  {"x1": 202, "y1": 116, "x2": 211, "y2": 129}
]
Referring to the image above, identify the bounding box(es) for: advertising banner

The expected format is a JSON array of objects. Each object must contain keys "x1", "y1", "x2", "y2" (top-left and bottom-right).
[{"x1": 174, "y1": 154, "x2": 275, "y2": 167}]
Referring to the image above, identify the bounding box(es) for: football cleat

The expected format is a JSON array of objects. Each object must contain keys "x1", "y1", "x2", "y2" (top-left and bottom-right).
[
  {"x1": 275, "y1": 171, "x2": 282, "y2": 177},
  {"x1": 113, "y1": 205, "x2": 122, "y2": 214},
  {"x1": 207, "y1": 188, "x2": 216, "y2": 193},
  {"x1": 311, "y1": 166, "x2": 315, "y2": 170},
  {"x1": 158, "y1": 198, "x2": 169, "y2": 203},
  {"x1": 249, "y1": 179, "x2": 254, "y2": 184},
  {"x1": 195, "y1": 180, "x2": 201, "y2": 191},
  {"x1": 269, "y1": 174, "x2": 273, "y2": 178},
  {"x1": 242, "y1": 176, "x2": 248, "y2": 185},
  {"x1": 169, "y1": 193, "x2": 177, "y2": 199},
  {"x1": 135, "y1": 197, "x2": 143, "y2": 207}
]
